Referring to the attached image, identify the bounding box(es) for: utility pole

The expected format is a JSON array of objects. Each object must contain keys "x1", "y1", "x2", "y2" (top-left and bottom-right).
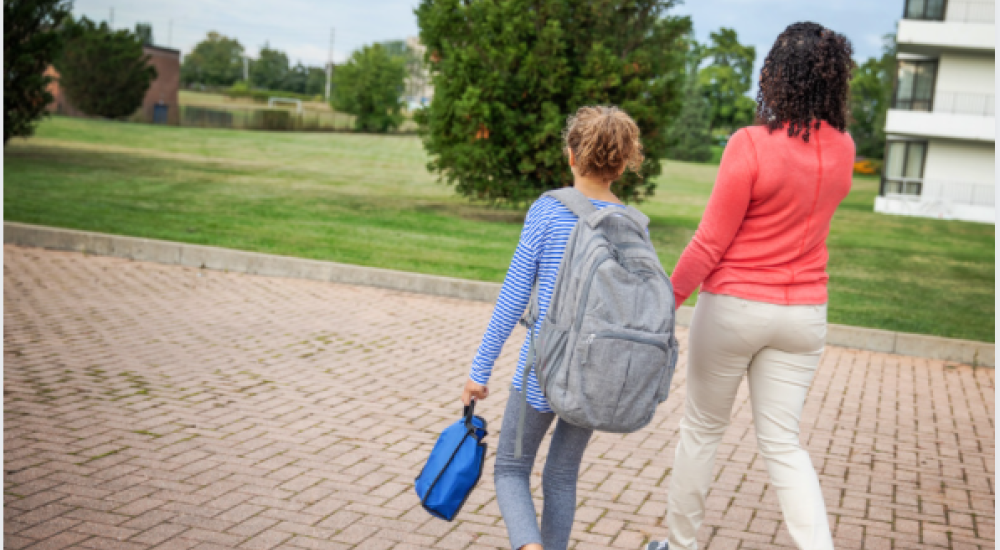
[
  {"x1": 243, "y1": 56, "x2": 249, "y2": 82},
  {"x1": 109, "y1": 7, "x2": 114, "y2": 29},
  {"x1": 325, "y1": 27, "x2": 334, "y2": 102}
]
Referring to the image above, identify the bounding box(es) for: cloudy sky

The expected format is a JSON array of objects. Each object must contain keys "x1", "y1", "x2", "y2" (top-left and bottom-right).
[{"x1": 73, "y1": 0, "x2": 901, "y2": 72}]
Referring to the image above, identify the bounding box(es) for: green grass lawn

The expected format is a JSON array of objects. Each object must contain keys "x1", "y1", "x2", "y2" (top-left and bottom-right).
[{"x1": 5, "y1": 116, "x2": 994, "y2": 342}]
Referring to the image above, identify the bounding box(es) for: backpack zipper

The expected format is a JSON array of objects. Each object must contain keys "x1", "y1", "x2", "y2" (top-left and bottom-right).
[
  {"x1": 590, "y1": 331, "x2": 669, "y2": 353},
  {"x1": 573, "y1": 253, "x2": 613, "y2": 333}
]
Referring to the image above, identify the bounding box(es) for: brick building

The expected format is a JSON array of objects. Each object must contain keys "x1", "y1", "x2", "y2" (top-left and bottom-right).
[{"x1": 46, "y1": 44, "x2": 181, "y2": 124}]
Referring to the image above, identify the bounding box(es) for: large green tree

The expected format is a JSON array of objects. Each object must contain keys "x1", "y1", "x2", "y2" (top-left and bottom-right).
[
  {"x1": 56, "y1": 17, "x2": 156, "y2": 119},
  {"x1": 3, "y1": 0, "x2": 72, "y2": 144},
  {"x1": 304, "y1": 66, "x2": 327, "y2": 96},
  {"x1": 332, "y1": 43, "x2": 406, "y2": 132},
  {"x1": 181, "y1": 32, "x2": 244, "y2": 86},
  {"x1": 698, "y1": 28, "x2": 756, "y2": 133},
  {"x1": 251, "y1": 43, "x2": 289, "y2": 91},
  {"x1": 666, "y1": 50, "x2": 713, "y2": 162},
  {"x1": 281, "y1": 61, "x2": 309, "y2": 94},
  {"x1": 849, "y1": 35, "x2": 895, "y2": 159},
  {"x1": 416, "y1": 0, "x2": 690, "y2": 204}
]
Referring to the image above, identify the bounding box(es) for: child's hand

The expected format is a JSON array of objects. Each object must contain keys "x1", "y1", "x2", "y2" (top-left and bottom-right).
[{"x1": 462, "y1": 379, "x2": 489, "y2": 406}]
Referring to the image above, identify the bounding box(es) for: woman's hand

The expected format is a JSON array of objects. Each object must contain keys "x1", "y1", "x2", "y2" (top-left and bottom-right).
[{"x1": 462, "y1": 379, "x2": 489, "y2": 406}]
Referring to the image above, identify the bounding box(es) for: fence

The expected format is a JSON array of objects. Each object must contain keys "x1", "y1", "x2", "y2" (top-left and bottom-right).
[
  {"x1": 178, "y1": 105, "x2": 419, "y2": 133},
  {"x1": 946, "y1": 0, "x2": 995, "y2": 23},
  {"x1": 904, "y1": 0, "x2": 994, "y2": 22},
  {"x1": 934, "y1": 92, "x2": 995, "y2": 116},
  {"x1": 180, "y1": 105, "x2": 357, "y2": 132},
  {"x1": 887, "y1": 179, "x2": 995, "y2": 208}
]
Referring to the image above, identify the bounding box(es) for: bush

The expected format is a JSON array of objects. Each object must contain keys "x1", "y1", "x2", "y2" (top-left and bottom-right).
[
  {"x1": 416, "y1": 0, "x2": 691, "y2": 205},
  {"x1": 56, "y1": 17, "x2": 156, "y2": 119},
  {"x1": 224, "y1": 83, "x2": 319, "y2": 103},
  {"x1": 3, "y1": 0, "x2": 72, "y2": 143}
]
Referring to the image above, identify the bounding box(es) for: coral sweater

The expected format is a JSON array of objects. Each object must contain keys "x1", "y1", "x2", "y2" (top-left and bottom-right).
[{"x1": 671, "y1": 122, "x2": 855, "y2": 306}]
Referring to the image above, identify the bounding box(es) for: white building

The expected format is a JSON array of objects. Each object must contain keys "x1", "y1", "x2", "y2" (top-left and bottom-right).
[
  {"x1": 404, "y1": 36, "x2": 434, "y2": 110},
  {"x1": 876, "y1": 0, "x2": 995, "y2": 224}
]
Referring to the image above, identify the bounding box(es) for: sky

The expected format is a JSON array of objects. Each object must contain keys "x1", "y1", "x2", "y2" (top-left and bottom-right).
[{"x1": 72, "y1": 0, "x2": 902, "y2": 74}]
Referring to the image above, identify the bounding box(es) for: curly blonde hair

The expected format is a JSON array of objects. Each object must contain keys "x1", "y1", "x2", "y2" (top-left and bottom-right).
[{"x1": 563, "y1": 106, "x2": 644, "y2": 182}]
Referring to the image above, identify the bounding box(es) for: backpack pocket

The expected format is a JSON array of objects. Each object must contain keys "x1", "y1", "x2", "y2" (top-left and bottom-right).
[
  {"x1": 536, "y1": 321, "x2": 570, "y2": 399},
  {"x1": 575, "y1": 329, "x2": 672, "y2": 432},
  {"x1": 655, "y1": 338, "x2": 679, "y2": 404}
]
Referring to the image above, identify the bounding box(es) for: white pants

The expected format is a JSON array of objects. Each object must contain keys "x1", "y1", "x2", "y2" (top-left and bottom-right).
[{"x1": 667, "y1": 292, "x2": 833, "y2": 550}]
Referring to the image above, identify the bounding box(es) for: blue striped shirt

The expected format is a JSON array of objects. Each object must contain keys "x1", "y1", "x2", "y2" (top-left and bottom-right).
[{"x1": 469, "y1": 195, "x2": 625, "y2": 413}]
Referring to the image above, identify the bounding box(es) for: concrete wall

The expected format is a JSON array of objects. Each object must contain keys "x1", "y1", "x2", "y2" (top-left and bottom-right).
[
  {"x1": 937, "y1": 52, "x2": 995, "y2": 94},
  {"x1": 139, "y1": 46, "x2": 181, "y2": 125},
  {"x1": 896, "y1": 18, "x2": 993, "y2": 53},
  {"x1": 924, "y1": 139, "x2": 995, "y2": 183},
  {"x1": 885, "y1": 109, "x2": 995, "y2": 141}
]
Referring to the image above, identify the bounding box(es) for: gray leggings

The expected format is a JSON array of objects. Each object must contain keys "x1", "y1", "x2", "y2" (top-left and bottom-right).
[{"x1": 495, "y1": 390, "x2": 593, "y2": 550}]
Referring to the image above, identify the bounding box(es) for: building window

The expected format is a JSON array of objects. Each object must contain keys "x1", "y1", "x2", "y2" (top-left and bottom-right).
[
  {"x1": 904, "y1": 0, "x2": 947, "y2": 20},
  {"x1": 893, "y1": 60, "x2": 937, "y2": 111},
  {"x1": 883, "y1": 141, "x2": 927, "y2": 195}
]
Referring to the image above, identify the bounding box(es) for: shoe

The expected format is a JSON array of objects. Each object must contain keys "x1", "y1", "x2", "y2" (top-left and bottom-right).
[{"x1": 645, "y1": 541, "x2": 669, "y2": 550}]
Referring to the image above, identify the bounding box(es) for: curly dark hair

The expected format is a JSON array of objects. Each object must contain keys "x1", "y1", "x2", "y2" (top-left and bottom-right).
[{"x1": 756, "y1": 22, "x2": 854, "y2": 142}]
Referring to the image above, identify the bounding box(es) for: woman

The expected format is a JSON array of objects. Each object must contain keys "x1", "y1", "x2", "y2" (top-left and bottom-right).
[
  {"x1": 462, "y1": 106, "x2": 645, "y2": 550},
  {"x1": 647, "y1": 22, "x2": 855, "y2": 550}
]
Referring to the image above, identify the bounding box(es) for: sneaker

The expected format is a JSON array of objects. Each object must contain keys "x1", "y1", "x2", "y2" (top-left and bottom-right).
[{"x1": 645, "y1": 541, "x2": 669, "y2": 550}]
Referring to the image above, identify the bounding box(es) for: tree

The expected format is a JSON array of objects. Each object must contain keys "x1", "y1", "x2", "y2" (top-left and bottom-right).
[
  {"x1": 56, "y1": 17, "x2": 156, "y2": 119},
  {"x1": 251, "y1": 43, "x2": 289, "y2": 90},
  {"x1": 416, "y1": 0, "x2": 690, "y2": 204},
  {"x1": 134, "y1": 22, "x2": 153, "y2": 46},
  {"x1": 332, "y1": 43, "x2": 406, "y2": 132},
  {"x1": 849, "y1": 35, "x2": 895, "y2": 159},
  {"x1": 281, "y1": 62, "x2": 309, "y2": 94},
  {"x1": 698, "y1": 28, "x2": 756, "y2": 133},
  {"x1": 305, "y1": 66, "x2": 327, "y2": 96},
  {"x1": 3, "y1": 0, "x2": 72, "y2": 144},
  {"x1": 666, "y1": 54, "x2": 713, "y2": 162},
  {"x1": 181, "y1": 32, "x2": 244, "y2": 87}
]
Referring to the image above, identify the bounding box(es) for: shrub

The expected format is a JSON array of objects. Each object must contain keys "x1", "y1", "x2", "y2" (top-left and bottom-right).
[
  {"x1": 3, "y1": 0, "x2": 72, "y2": 143},
  {"x1": 415, "y1": 0, "x2": 690, "y2": 204},
  {"x1": 56, "y1": 17, "x2": 156, "y2": 119}
]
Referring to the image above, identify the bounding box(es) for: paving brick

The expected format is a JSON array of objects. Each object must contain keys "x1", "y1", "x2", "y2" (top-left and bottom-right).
[{"x1": 3, "y1": 245, "x2": 994, "y2": 550}]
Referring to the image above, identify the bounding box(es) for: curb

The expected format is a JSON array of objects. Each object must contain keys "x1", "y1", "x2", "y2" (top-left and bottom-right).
[{"x1": 4, "y1": 222, "x2": 994, "y2": 368}]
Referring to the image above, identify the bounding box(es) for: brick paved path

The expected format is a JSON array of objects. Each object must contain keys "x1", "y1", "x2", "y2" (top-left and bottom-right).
[{"x1": 4, "y1": 245, "x2": 994, "y2": 550}]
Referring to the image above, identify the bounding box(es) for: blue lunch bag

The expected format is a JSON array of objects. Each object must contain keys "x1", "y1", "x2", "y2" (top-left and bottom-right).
[{"x1": 414, "y1": 400, "x2": 488, "y2": 521}]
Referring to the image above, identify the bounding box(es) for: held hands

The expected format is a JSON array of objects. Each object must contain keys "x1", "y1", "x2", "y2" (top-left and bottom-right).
[{"x1": 461, "y1": 379, "x2": 489, "y2": 406}]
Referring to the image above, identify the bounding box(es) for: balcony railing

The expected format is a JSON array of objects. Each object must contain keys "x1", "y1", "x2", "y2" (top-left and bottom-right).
[
  {"x1": 904, "y1": 0, "x2": 995, "y2": 23},
  {"x1": 934, "y1": 92, "x2": 995, "y2": 116},
  {"x1": 884, "y1": 178, "x2": 995, "y2": 208},
  {"x1": 883, "y1": 177, "x2": 924, "y2": 196},
  {"x1": 946, "y1": 0, "x2": 995, "y2": 23}
]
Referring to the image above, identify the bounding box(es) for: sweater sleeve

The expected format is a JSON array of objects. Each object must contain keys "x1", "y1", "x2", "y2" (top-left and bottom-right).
[
  {"x1": 468, "y1": 201, "x2": 545, "y2": 385},
  {"x1": 671, "y1": 129, "x2": 759, "y2": 306}
]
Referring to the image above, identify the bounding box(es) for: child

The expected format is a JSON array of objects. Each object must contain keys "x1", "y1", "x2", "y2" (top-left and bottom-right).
[{"x1": 461, "y1": 105, "x2": 645, "y2": 550}]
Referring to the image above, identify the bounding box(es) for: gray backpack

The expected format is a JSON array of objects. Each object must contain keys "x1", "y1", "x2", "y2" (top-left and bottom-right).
[{"x1": 515, "y1": 188, "x2": 678, "y2": 458}]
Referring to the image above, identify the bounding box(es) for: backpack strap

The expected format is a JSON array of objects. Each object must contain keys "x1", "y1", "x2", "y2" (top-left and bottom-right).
[
  {"x1": 543, "y1": 187, "x2": 598, "y2": 218},
  {"x1": 515, "y1": 280, "x2": 539, "y2": 460},
  {"x1": 546, "y1": 187, "x2": 648, "y2": 230},
  {"x1": 585, "y1": 205, "x2": 649, "y2": 230}
]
